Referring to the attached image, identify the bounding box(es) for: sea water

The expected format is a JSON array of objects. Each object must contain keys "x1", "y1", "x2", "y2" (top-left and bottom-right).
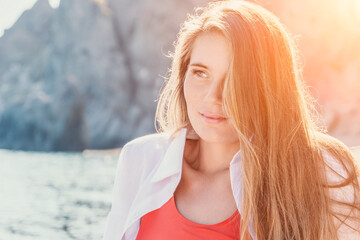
[{"x1": 0, "y1": 149, "x2": 119, "y2": 240}]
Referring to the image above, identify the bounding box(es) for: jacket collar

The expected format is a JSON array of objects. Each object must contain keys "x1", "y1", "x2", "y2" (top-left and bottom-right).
[
  {"x1": 150, "y1": 128, "x2": 187, "y2": 183},
  {"x1": 150, "y1": 127, "x2": 242, "y2": 183}
]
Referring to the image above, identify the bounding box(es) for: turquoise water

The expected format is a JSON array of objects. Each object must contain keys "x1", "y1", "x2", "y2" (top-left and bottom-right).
[{"x1": 0, "y1": 149, "x2": 119, "y2": 240}]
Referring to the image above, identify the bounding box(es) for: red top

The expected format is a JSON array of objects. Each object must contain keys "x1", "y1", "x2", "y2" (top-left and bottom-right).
[{"x1": 136, "y1": 195, "x2": 241, "y2": 239}]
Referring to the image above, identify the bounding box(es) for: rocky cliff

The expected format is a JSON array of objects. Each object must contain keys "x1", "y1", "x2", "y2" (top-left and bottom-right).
[
  {"x1": 0, "y1": 0, "x2": 359, "y2": 151},
  {"x1": 0, "y1": 0, "x2": 206, "y2": 151}
]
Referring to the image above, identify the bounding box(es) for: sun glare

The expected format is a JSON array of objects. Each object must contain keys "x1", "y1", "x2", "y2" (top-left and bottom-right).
[{"x1": 355, "y1": 0, "x2": 360, "y2": 21}]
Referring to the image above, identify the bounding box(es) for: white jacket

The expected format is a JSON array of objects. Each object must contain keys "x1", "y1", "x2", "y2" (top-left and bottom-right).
[{"x1": 102, "y1": 127, "x2": 360, "y2": 240}]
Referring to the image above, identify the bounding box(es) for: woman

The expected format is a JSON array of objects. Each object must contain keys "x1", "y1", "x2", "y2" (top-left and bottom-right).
[{"x1": 103, "y1": 1, "x2": 360, "y2": 239}]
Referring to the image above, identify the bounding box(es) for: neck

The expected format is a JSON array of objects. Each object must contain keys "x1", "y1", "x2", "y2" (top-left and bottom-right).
[{"x1": 185, "y1": 138, "x2": 240, "y2": 176}]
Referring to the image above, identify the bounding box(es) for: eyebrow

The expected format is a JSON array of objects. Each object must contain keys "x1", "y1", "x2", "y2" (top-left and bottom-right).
[{"x1": 189, "y1": 63, "x2": 209, "y2": 69}]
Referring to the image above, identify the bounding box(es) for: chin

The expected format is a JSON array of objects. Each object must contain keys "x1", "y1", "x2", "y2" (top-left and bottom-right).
[
  {"x1": 192, "y1": 122, "x2": 238, "y2": 144},
  {"x1": 187, "y1": 110, "x2": 238, "y2": 142}
]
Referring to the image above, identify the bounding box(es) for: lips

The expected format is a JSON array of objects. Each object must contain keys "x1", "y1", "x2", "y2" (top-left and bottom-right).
[
  {"x1": 200, "y1": 113, "x2": 226, "y2": 124},
  {"x1": 200, "y1": 112, "x2": 226, "y2": 119}
]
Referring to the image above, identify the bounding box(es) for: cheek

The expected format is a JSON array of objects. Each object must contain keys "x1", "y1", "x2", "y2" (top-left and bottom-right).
[
  {"x1": 184, "y1": 83, "x2": 203, "y2": 115},
  {"x1": 184, "y1": 79, "x2": 200, "y2": 125},
  {"x1": 183, "y1": 78, "x2": 196, "y2": 106}
]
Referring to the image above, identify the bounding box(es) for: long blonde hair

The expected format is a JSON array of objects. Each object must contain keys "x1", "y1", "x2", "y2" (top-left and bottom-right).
[{"x1": 155, "y1": 1, "x2": 360, "y2": 239}]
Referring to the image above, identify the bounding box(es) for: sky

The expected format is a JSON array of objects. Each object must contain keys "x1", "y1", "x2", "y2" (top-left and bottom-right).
[{"x1": 0, "y1": 0, "x2": 60, "y2": 37}]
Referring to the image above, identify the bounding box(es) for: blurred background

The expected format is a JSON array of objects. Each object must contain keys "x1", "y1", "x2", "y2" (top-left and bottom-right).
[{"x1": 0, "y1": 0, "x2": 359, "y2": 239}]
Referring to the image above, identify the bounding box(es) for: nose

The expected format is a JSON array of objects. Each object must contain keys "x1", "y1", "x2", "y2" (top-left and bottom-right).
[{"x1": 203, "y1": 78, "x2": 224, "y2": 104}]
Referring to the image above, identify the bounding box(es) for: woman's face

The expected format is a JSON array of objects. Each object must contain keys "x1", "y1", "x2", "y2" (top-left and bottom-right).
[{"x1": 183, "y1": 31, "x2": 239, "y2": 143}]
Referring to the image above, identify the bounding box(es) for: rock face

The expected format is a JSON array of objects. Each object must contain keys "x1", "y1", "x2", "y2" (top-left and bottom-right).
[
  {"x1": 0, "y1": 0, "x2": 359, "y2": 151},
  {"x1": 0, "y1": 0, "x2": 206, "y2": 151}
]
